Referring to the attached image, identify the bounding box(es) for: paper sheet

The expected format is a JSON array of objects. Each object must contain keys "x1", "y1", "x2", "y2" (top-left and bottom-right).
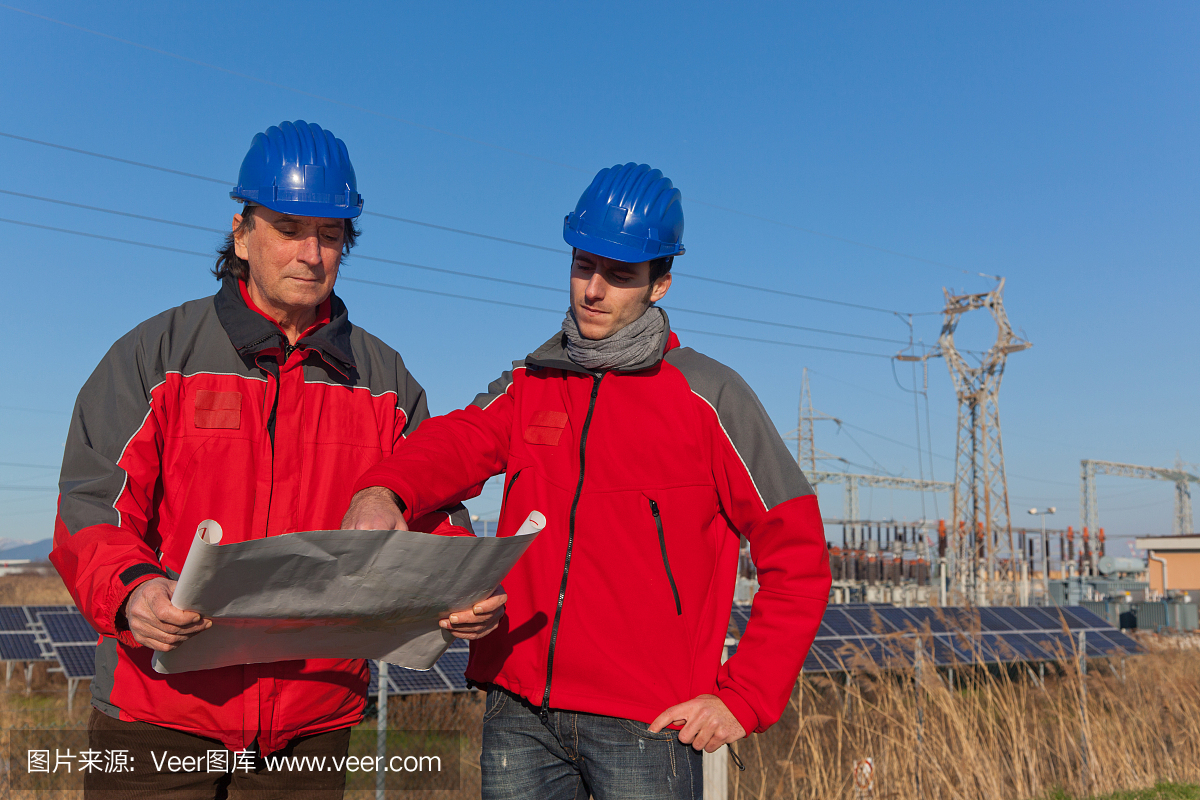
[{"x1": 151, "y1": 512, "x2": 542, "y2": 675}]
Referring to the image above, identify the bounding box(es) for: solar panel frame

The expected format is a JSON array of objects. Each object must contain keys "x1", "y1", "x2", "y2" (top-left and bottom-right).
[
  {"x1": 54, "y1": 644, "x2": 97, "y2": 679},
  {"x1": 0, "y1": 633, "x2": 47, "y2": 661},
  {"x1": 0, "y1": 606, "x2": 31, "y2": 631},
  {"x1": 25, "y1": 605, "x2": 74, "y2": 617},
  {"x1": 38, "y1": 613, "x2": 97, "y2": 644}
]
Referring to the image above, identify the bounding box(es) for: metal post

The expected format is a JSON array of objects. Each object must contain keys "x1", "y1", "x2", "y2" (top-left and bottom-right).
[
  {"x1": 914, "y1": 640, "x2": 924, "y2": 800},
  {"x1": 703, "y1": 642, "x2": 733, "y2": 800},
  {"x1": 1077, "y1": 631, "x2": 1089, "y2": 791},
  {"x1": 377, "y1": 660, "x2": 388, "y2": 799}
]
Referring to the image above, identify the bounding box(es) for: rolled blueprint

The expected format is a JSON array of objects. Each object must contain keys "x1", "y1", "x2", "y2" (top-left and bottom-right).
[{"x1": 152, "y1": 512, "x2": 543, "y2": 674}]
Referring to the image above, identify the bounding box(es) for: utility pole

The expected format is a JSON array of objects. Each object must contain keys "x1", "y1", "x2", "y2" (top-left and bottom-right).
[{"x1": 897, "y1": 278, "x2": 1030, "y2": 605}]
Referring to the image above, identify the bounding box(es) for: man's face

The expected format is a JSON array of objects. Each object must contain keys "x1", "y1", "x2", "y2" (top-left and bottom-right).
[
  {"x1": 569, "y1": 250, "x2": 672, "y2": 340},
  {"x1": 233, "y1": 207, "x2": 345, "y2": 316}
]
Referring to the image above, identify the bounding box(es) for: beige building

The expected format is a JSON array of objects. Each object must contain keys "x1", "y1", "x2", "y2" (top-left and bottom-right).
[{"x1": 1136, "y1": 535, "x2": 1200, "y2": 594}]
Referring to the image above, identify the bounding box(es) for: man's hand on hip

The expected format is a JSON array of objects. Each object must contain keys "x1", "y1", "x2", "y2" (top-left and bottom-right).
[
  {"x1": 341, "y1": 486, "x2": 409, "y2": 531},
  {"x1": 124, "y1": 577, "x2": 211, "y2": 652},
  {"x1": 440, "y1": 586, "x2": 507, "y2": 640},
  {"x1": 648, "y1": 694, "x2": 747, "y2": 752}
]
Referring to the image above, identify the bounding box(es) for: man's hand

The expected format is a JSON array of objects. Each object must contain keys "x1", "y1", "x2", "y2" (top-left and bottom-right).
[
  {"x1": 123, "y1": 577, "x2": 211, "y2": 652},
  {"x1": 341, "y1": 486, "x2": 409, "y2": 531},
  {"x1": 649, "y1": 694, "x2": 747, "y2": 752},
  {"x1": 439, "y1": 587, "x2": 507, "y2": 640}
]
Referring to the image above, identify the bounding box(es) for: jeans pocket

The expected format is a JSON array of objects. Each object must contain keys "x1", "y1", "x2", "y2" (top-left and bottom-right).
[
  {"x1": 616, "y1": 717, "x2": 679, "y2": 741},
  {"x1": 482, "y1": 687, "x2": 509, "y2": 724}
]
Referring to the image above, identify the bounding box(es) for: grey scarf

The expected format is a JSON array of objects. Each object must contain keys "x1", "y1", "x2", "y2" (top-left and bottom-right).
[{"x1": 561, "y1": 306, "x2": 667, "y2": 372}]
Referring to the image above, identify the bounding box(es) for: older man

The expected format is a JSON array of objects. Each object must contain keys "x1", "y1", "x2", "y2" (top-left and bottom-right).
[
  {"x1": 343, "y1": 162, "x2": 831, "y2": 799},
  {"x1": 50, "y1": 120, "x2": 504, "y2": 798}
]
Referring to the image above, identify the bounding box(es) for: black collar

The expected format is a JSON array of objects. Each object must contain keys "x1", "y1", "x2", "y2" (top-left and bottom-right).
[{"x1": 213, "y1": 276, "x2": 355, "y2": 375}]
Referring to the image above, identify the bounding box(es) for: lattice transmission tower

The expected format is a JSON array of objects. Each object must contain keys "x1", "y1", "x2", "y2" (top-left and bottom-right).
[{"x1": 897, "y1": 278, "x2": 1030, "y2": 604}]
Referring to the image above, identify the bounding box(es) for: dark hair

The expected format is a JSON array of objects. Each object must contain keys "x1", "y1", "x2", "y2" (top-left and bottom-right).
[
  {"x1": 212, "y1": 205, "x2": 362, "y2": 281},
  {"x1": 648, "y1": 255, "x2": 674, "y2": 285}
]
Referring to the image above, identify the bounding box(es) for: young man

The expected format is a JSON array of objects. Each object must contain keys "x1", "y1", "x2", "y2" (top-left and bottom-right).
[
  {"x1": 343, "y1": 162, "x2": 831, "y2": 799},
  {"x1": 50, "y1": 121, "x2": 503, "y2": 799}
]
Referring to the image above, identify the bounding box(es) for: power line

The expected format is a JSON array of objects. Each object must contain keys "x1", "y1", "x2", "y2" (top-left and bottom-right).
[
  {"x1": 0, "y1": 131, "x2": 227, "y2": 185},
  {"x1": 0, "y1": 462, "x2": 57, "y2": 469},
  {"x1": 4, "y1": 190, "x2": 928, "y2": 345},
  {"x1": 0, "y1": 3, "x2": 995, "y2": 281},
  {"x1": 0, "y1": 485, "x2": 56, "y2": 492},
  {"x1": 0, "y1": 129, "x2": 948, "y2": 318},
  {"x1": 0, "y1": 215, "x2": 896, "y2": 359},
  {"x1": 671, "y1": 327, "x2": 892, "y2": 359}
]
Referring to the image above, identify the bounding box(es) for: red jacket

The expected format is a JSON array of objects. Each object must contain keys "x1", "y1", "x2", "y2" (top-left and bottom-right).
[
  {"x1": 51, "y1": 277, "x2": 470, "y2": 754},
  {"x1": 355, "y1": 320, "x2": 831, "y2": 734}
]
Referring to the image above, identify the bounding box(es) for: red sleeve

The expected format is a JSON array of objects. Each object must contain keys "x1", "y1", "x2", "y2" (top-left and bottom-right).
[
  {"x1": 355, "y1": 379, "x2": 517, "y2": 523},
  {"x1": 50, "y1": 355, "x2": 171, "y2": 648},
  {"x1": 701, "y1": 395, "x2": 831, "y2": 734}
]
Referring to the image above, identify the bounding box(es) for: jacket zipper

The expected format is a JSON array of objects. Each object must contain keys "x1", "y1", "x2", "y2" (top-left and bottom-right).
[
  {"x1": 649, "y1": 499, "x2": 682, "y2": 615},
  {"x1": 541, "y1": 373, "x2": 602, "y2": 722},
  {"x1": 502, "y1": 468, "x2": 524, "y2": 508}
]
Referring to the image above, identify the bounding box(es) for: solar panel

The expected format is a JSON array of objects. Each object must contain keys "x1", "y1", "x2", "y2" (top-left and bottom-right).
[
  {"x1": 0, "y1": 606, "x2": 30, "y2": 631},
  {"x1": 1011, "y1": 607, "x2": 1065, "y2": 630},
  {"x1": 25, "y1": 605, "x2": 74, "y2": 617},
  {"x1": 0, "y1": 633, "x2": 46, "y2": 661},
  {"x1": 729, "y1": 604, "x2": 752, "y2": 635},
  {"x1": 39, "y1": 613, "x2": 97, "y2": 644},
  {"x1": 389, "y1": 664, "x2": 452, "y2": 694},
  {"x1": 980, "y1": 608, "x2": 1021, "y2": 631},
  {"x1": 1060, "y1": 607, "x2": 1109, "y2": 629},
  {"x1": 54, "y1": 644, "x2": 97, "y2": 679},
  {"x1": 821, "y1": 608, "x2": 870, "y2": 637},
  {"x1": 435, "y1": 651, "x2": 470, "y2": 690},
  {"x1": 844, "y1": 607, "x2": 900, "y2": 634}
]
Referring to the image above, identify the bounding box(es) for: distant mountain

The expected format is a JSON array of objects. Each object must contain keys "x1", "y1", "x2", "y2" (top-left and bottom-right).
[
  {"x1": 0, "y1": 538, "x2": 53, "y2": 561},
  {"x1": 0, "y1": 538, "x2": 31, "y2": 552}
]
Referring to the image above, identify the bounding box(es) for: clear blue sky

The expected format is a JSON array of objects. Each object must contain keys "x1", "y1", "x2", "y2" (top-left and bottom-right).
[{"x1": 1, "y1": 1, "x2": 1196, "y2": 554}]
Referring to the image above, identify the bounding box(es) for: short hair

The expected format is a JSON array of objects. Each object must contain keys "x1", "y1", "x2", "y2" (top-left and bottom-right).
[
  {"x1": 649, "y1": 255, "x2": 674, "y2": 286},
  {"x1": 212, "y1": 205, "x2": 361, "y2": 282}
]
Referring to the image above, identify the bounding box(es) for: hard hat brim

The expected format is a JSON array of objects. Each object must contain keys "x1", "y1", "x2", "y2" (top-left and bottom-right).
[
  {"x1": 232, "y1": 193, "x2": 363, "y2": 220},
  {"x1": 563, "y1": 219, "x2": 683, "y2": 264}
]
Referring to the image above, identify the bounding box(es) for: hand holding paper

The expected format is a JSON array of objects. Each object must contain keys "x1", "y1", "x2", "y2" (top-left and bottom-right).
[{"x1": 152, "y1": 511, "x2": 543, "y2": 674}]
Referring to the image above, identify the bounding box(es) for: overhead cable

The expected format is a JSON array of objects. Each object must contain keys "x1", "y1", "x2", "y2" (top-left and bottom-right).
[
  {"x1": 0, "y1": 130, "x2": 946, "y2": 317},
  {"x1": 3, "y1": 191, "x2": 923, "y2": 344},
  {"x1": 0, "y1": 216, "x2": 896, "y2": 359},
  {"x1": 0, "y1": 0, "x2": 991, "y2": 282}
]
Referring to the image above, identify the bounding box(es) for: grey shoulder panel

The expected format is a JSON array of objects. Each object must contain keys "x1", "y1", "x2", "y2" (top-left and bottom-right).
[
  {"x1": 470, "y1": 358, "x2": 528, "y2": 410},
  {"x1": 664, "y1": 347, "x2": 813, "y2": 509},
  {"x1": 59, "y1": 296, "x2": 228, "y2": 535},
  {"x1": 334, "y1": 326, "x2": 428, "y2": 434}
]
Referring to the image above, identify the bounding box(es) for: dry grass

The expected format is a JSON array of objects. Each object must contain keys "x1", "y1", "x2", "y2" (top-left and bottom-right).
[
  {"x1": 729, "y1": 633, "x2": 1200, "y2": 800},
  {"x1": 5, "y1": 574, "x2": 1198, "y2": 799}
]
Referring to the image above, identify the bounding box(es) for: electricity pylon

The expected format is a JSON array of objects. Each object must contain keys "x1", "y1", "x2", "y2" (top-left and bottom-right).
[
  {"x1": 897, "y1": 278, "x2": 1030, "y2": 604},
  {"x1": 1081, "y1": 458, "x2": 1199, "y2": 543}
]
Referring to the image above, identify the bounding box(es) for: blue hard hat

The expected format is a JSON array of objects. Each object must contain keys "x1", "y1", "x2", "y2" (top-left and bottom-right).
[
  {"x1": 230, "y1": 120, "x2": 363, "y2": 219},
  {"x1": 563, "y1": 163, "x2": 684, "y2": 263}
]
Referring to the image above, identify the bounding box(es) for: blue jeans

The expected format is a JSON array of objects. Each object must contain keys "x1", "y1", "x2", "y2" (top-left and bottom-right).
[{"x1": 480, "y1": 686, "x2": 704, "y2": 800}]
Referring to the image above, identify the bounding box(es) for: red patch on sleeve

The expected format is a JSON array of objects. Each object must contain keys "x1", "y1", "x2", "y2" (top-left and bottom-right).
[{"x1": 194, "y1": 390, "x2": 242, "y2": 429}]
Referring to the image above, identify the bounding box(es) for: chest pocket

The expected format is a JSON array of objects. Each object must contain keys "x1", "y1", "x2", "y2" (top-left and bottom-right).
[
  {"x1": 194, "y1": 390, "x2": 242, "y2": 429},
  {"x1": 523, "y1": 410, "x2": 567, "y2": 446}
]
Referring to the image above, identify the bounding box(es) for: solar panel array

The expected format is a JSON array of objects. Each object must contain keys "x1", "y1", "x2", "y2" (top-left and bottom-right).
[
  {"x1": 0, "y1": 605, "x2": 96, "y2": 674},
  {"x1": 369, "y1": 639, "x2": 473, "y2": 697},
  {"x1": 729, "y1": 603, "x2": 1140, "y2": 673}
]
